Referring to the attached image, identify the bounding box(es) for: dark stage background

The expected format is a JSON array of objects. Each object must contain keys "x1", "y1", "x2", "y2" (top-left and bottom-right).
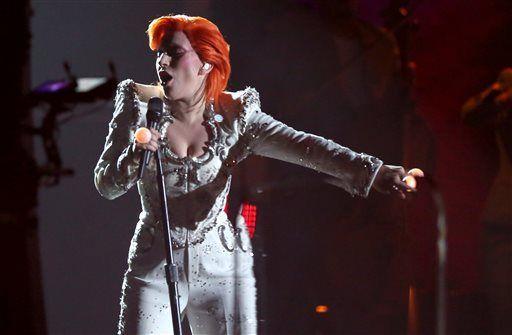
[{"x1": 13, "y1": 0, "x2": 510, "y2": 334}]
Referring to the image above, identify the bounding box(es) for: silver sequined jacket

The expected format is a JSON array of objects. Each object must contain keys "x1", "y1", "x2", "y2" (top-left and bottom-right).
[{"x1": 94, "y1": 79, "x2": 383, "y2": 248}]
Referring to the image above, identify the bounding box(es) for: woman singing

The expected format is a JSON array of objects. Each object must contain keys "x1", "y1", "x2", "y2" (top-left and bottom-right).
[{"x1": 94, "y1": 14, "x2": 415, "y2": 335}]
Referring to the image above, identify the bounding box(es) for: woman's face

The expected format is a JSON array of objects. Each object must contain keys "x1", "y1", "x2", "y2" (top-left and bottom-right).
[{"x1": 156, "y1": 31, "x2": 207, "y2": 102}]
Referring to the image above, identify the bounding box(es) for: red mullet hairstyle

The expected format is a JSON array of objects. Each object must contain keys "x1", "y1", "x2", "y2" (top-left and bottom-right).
[{"x1": 147, "y1": 15, "x2": 231, "y2": 104}]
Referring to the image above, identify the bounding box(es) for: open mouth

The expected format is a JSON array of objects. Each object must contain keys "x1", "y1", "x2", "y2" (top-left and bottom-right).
[{"x1": 158, "y1": 71, "x2": 173, "y2": 86}]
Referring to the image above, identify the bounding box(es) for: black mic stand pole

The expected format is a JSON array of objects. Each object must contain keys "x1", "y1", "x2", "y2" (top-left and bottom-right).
[
  {"x1": 154, "y1": 147, "x2": 183, "y2": 335},
  {"x1": 138, "y1": 96, "x2": 182, "y2": 333}
]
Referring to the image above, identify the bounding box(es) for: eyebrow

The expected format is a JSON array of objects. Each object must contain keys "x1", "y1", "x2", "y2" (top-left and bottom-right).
[{"x1": 159, "y1": 41, "x2": 186, "y2": 50}]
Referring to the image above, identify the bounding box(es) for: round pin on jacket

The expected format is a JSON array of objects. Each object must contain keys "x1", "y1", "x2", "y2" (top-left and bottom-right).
[{"x1": 213, "y1": 114, "x2": 224, "y2": 122}]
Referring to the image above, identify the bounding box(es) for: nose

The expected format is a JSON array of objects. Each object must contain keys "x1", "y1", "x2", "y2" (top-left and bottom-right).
[{"x1": 157, "y1": 52, "x2": 171, "y2": 68}]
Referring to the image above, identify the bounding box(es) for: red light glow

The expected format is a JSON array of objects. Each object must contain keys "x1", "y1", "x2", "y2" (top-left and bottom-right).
[{"x1": 241, "y1": 203, "x2": 257, "y2": 238}]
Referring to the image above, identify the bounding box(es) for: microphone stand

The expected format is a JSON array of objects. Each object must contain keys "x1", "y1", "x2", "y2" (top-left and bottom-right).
[
  {"x1": 136, "y1": 96, "x2": 182, "y2": 333},
  {"x1": 429, "y1": 177, "x2": 447, "y2": 335},
  {"x1": 154, "y1": 147, "x2": 183, "y2": 335}
]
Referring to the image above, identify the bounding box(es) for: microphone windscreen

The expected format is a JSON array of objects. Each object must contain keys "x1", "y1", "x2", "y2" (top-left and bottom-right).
[{"x1": 147, "y1": 96, "x2": 163, "y2": 123}]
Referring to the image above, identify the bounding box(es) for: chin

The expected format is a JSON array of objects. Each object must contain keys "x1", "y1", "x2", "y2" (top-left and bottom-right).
[{"x1": 163, "y1": 86, "x2": 178, "y2": 100}]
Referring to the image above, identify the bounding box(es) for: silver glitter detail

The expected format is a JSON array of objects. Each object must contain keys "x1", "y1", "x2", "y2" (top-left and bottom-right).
[{"x1": 218, "y1": 225, "x2": 234, "y2": 252}]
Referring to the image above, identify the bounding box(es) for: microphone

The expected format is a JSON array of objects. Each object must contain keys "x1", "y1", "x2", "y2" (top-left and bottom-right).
[{"x1": 137, "y1": 97, "x2": 163, "y2": 179}]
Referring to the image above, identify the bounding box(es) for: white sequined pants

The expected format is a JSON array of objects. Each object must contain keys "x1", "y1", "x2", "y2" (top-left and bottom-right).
[{"x1": 118, "y1": 214, "x2": 257, "y2": 335}]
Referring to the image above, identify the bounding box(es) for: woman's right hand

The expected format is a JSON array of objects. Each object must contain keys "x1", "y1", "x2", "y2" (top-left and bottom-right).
[{"x1": 135, "y1": 128, "x2": 161, "y2": 152}]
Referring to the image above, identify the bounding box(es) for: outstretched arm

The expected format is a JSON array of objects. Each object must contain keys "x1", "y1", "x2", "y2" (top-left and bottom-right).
[
  {"x1": 237, "y1": 88, "x2": 384, "y2": 197},
  {"x1": 237, "y1": 88, "x2": 414, "y2": 198}
]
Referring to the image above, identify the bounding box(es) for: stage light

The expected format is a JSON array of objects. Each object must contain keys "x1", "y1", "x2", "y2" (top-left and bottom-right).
[
  {"x1": 27, "y1": 62, "x2": 117, "y2": 186},
  {"x1": 315, "y1": 305, "x2": 329, "y2": 314},
  {"x1": 241, "y1": 203, "x2": 257, "y2": 238}
]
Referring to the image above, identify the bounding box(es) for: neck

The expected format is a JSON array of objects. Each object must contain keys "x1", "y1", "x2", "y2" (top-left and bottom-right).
[{"x1": 166, "y1": 96, "x2": 207, "y2": 125}]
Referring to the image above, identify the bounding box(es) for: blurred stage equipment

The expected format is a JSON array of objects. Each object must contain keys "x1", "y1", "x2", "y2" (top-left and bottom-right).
[
  {"x1": 433, "y1": 181, "x2": 447, "y2": 335},
  {"x1": 26, "y1": 61, "x2": 117, "y2": 186},
  {"x1": 461, "y1": 68, "x2": 512, "y2": 335},
  {"x1": 4, "y1": 1, "x2": 46, "y2": 334},
  {"x1": 382, "y1": 2, "x2": 446, "y2": 335}
]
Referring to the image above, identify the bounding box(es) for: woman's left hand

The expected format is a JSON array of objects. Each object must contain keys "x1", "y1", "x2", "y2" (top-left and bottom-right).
[{"x1": 372, "y1": 165, "x2": 418, "y2": 199}]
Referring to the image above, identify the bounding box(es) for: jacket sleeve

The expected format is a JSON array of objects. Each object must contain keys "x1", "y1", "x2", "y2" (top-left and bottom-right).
[
  {"x1": 93, "y1": 79, "x2": 143, "y2": 200},
  {"x1": 239, "y1": 88, "x2": 383, "y2": 197}
]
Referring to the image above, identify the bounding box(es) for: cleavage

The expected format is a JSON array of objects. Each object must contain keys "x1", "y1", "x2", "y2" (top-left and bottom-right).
[{"x1": 165, "y1": 120, "x2": 210, "y2": 159}]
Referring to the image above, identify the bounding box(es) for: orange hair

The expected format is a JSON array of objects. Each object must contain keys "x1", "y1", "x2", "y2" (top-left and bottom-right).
[{"x1": 147, "y1": 15, "x2": 231, "y2": 104}]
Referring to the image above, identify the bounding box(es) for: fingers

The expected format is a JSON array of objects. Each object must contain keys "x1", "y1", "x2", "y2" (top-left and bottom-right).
[
  {"x1": 397, "y1": 166, "x2": 407, "y2": 180},
  {"x1": 390, "y1": 166, "x2": 419, "y2": 199},
  {"x1": 403, "y1": 175, "x2": 417, "y2": 189},
  {"x1": 135, "y1": 127, "x2": 161, "y2": 152},
  {"x1": 375, "y1": 165, "x2": 425, "y2": 199},
  {"x1": 407, "y1": 168, "x2": 425, "y2": 178},
  {"x1": 396, "y1": 189, "x2": 406, "y2": 199},
  {"x1": 391, "y1": 177, "x2": 414, "y2": 199},
  {"x1": 401, "y1": 168, "x2": 425, "y2": 191}
]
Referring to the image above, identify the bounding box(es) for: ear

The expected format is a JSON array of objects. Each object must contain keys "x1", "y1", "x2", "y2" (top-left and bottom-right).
[{"x1": 199, "y1": 62, "x2": 213, "y2": 75}]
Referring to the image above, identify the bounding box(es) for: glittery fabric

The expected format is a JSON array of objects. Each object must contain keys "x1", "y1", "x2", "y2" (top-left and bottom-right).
[{"x1": 94, "y1": 79, "x2": 383, "y2": 334}]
